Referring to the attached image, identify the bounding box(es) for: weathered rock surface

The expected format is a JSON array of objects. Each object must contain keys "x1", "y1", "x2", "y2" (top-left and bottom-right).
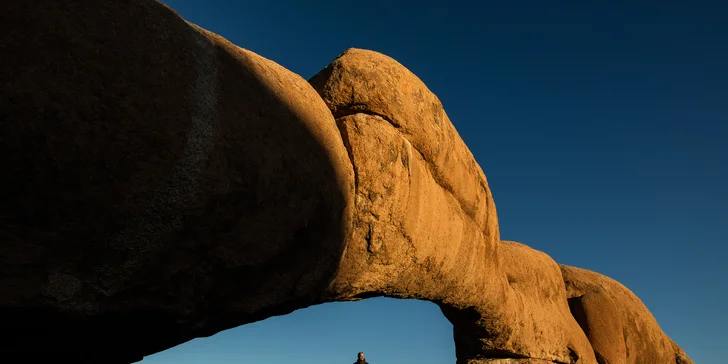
[
  {"x1": 309, "y1": 48, "x2": 499, "y2": 243},
  {"x1": 0, "y1": 1, "x2": 693, "y2": 364},
  {"x1": 308, "y1": 49, "x2": 597, "y2": 363},
  {"x1": 308, "y1": 48, "x2": 500, "y2": 305},
  {"x1": 1, "y1": 0, "x2": 353, "y2": 361},
  {"x1": 561, "y1": 265, "x2": 693, "y2": 364},
  {"x1": 566, "y1": 289, "x2": 626, "y2": 364}
]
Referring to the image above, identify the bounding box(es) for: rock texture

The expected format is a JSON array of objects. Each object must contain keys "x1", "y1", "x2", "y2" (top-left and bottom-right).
[
  {"x1": 308, "y1": 50, "x2": 596, "y2": 363},
  {"x1": 561, "y1": 265, "x2": 695, "y2": 364},
  {"x1": 0, "y1": 1, "x2": 692, "y2": 363}
]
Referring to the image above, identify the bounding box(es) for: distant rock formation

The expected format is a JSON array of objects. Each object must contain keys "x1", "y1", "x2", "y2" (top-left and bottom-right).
[
  {"x1": 0, "y1": 1, "x2": 693, "y2": 363},
  {"x1": 561, "y1": 265, "x2": 695, "y2": 364}
]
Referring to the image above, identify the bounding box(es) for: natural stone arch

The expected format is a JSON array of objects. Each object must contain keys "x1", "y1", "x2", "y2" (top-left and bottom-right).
[{"x1": 0, "y1": 1, "x2": 693, "y2": 364}]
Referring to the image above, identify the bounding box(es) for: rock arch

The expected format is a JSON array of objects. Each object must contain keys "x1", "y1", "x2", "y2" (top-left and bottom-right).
[{"x1": 0, "y1": 1, "x2": 692, "y2": 363}]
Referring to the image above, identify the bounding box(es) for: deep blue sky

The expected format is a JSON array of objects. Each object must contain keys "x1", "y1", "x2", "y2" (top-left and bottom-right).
[{"x1": 145, "y1": 1, "x2": 727, "y2": 363}]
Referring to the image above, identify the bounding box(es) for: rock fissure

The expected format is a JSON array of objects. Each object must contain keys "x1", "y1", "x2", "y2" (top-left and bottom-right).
[
  {"x1": 333, "y1": 106, "x2": 402, "y2": 128},
  {"x1": 334, "y1": 110, "x2": 485, "y2": 238},
  {"x1": 333, "y1": 117, "x2": 360, "y2": 200}
]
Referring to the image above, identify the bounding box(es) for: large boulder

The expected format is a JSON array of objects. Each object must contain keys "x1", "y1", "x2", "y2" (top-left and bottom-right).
[
  {"x1": 309, "y1": 48, "x2": 499, "y2": 241},
  {"x1": 309, "y1": 49, "x2": 597, "y2": 364},
  {"x1": 560, "y1": 265, "x2": 693, "y2": 364},
  {"x1": 494, "y1": 241, "x2": 596, "y2": 363},
  {"x1": 566, "y1": 289, "x2": 626, "y2": 364},
  {"x1": 1, "y1": 0, "x2": 353, "y2": 361}
]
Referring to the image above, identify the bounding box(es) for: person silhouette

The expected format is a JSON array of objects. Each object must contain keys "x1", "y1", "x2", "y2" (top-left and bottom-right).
[{"x1": 354, "y1": 351, "x2": 369, "y2": 364}]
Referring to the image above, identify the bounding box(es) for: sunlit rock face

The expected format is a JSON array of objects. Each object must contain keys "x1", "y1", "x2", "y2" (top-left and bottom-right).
[
  {"x1": 561, "y1": 265, "x2": 695, "y2": 364},
  {"x1": 308, "y1": 50, "x2": 595, "y2": 363},
  {"x1": 0, "y1": 1, "x2": 692, "y2": 364}
]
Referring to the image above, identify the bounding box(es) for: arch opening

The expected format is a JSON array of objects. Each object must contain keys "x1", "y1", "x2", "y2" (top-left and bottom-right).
[{"x1": 139, "y1": 297, "x2": 456, "y2": 364}]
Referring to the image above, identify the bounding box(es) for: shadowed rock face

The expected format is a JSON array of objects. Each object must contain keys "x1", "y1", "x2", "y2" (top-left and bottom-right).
[
  {"x1": 0, "y1": 1, "x2": 692, "y2": 364},
  {"x1": 1, "y1": 0, "x2": 353, "y2": 361}
]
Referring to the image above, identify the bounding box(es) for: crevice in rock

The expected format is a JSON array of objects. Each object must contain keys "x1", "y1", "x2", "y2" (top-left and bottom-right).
[
  {"x1": 331, "y1": 108, "x2": 491, "y2": 240},
  {"x1": 333, "y1": 117, "x2": 359, "y2": 196},
  {"x1": 364, "y1": 224, "x2": 374, "y2": 253},
  {"x1": 333, "y1": 106, "x2": 401, "y2": 128},
  {"x1": 567, "y1": 346, "x2": 580, "y2": 363},
  {"x1": 351, "y1": 291, "x2": 383, "y2": 300},
  {"x1": 479, "y1": 349, "x2": 530, "y2": 359}
]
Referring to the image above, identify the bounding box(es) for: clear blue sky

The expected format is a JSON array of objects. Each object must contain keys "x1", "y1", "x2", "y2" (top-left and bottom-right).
[{"x1": 144, "y1": 1, "x2": 727, "y2": 363}]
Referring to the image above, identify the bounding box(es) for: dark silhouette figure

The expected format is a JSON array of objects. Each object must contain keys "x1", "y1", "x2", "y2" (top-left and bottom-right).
[{"x1": 354, "y1": 352, "x2": 369, "y2": 364}]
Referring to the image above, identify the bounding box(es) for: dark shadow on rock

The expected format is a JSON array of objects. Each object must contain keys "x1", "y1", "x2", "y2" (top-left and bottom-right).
[{"x1": 0, "y1": 0, "x2": 352, "y2": 362}]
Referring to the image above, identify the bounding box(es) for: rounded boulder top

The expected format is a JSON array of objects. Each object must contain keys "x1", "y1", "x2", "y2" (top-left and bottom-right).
[{"x1": 310, "y1": 48, "x2": 499, "y2": 243}]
